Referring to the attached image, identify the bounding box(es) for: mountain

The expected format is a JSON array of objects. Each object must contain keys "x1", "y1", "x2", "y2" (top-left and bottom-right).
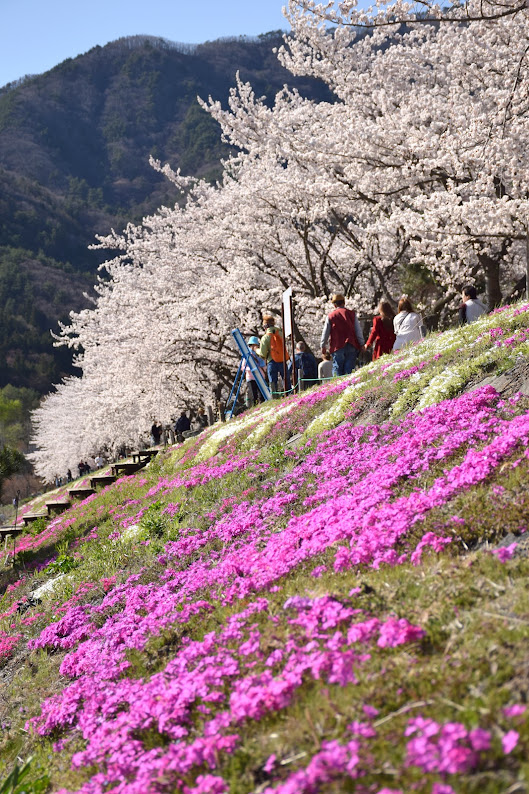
[{"x1": 0, "y1": 32, "x2": 330, "y2": 393}]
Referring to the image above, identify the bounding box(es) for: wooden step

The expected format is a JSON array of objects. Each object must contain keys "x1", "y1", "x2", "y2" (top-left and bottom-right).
[
  {"x1": 111, "y1": 461, "x2": 143, "y2": 477},
  {"x1": 0, "y1": 525, "x2": 25, "y2": 537},
  {"x1": 22, "y1": 513, "x2": 48, "y2": 526},
  {"x1": 46, "y1": 501, "x2": 71, "y2": 516},
  {"x1": 132, "y1": 449, "x2": 159, "y2": 463},
  {"x1": 68, "y1": 486, "x2": 95, "y2": 500},
  {"x1": 90, "y1": 474, "x2": 116, "y2": 489}
]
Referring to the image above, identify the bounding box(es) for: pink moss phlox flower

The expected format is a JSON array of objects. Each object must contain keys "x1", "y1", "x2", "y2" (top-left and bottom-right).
[
  {"x1": 405, "y1": 717, "x2": 491, "y2": 774},
  {"x1": 502, "y1": 730, "x2": 519, "y2": 754},
  {"x1": 0, "y1": 631, "x2": 22, "y2": 659},
  {"x1": 411, "y1": 533, "x2": 452, "y2": 565},
  {"x1": 28, "y1": 606, "x2": 94, "y2": 651},
  {"x1": 503, "y1": 704, "x2": 526, "y2": 718},
  {"x1": 263, "y1": 753, "x2": 277, "y2": 773},
  {"x1": 184, "y1": 775, "x2": 228, "y2": 794},
  {"x1": 363, "y1": 705, "x2": 379, "y2": 718},
  {"x1": 468, "y1": 728, "x2": 492, "y2": 751},
  {"x1": 348, "y1": 720, "x2": 377, "y2": 738},
  {"x1": 377, "y1": 617, "x2": 425, "y2": 648},
  {"x1": 6, "y1": 578, "x2": 26, "y2": 593},
  {"x1": 261, "y1": 739, "x2": 362, "y2": 793},
  {"x1": 491, "y1": 542, "x2": 518, "y2": 562}
]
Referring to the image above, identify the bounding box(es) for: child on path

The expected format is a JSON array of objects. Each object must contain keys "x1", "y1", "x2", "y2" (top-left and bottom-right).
[
  {"x1": 245, "y1": 336, "x2": 266, "y2": 406},
  {"x1": 318, "y1": 351, "x2": 333, "y2": 381}
]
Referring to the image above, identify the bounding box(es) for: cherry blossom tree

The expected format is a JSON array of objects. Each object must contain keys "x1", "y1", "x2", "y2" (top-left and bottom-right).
[
  {"x1": 30, "y1": 0, "x2": 529, "y2": 477},
  {"x1": 278, "y1": 0, "x2": 529, "y2": 307}
]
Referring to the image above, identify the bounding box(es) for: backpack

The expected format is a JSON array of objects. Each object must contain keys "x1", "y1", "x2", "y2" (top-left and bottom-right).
[{"x1": 268, "y1": 329, "x2": 286, "y2": 362}]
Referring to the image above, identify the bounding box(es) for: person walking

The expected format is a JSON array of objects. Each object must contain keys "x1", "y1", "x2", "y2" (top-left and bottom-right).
[
  {"x1": 459, "y1": 285, "x2": 487, "y2": 325},
  {"x1": 245, "y1": 336, "x2": 266, "y2": 406},
  {"x1": 259, "y1": 315, "x2": 292, "y2": 396},
  {"x1": 150, "y1": 421, "x2": 162, "y2": 447},
  {"x1": 320, "y1": 293, "x2": 364, "y2": 376},
  {"x1": 174, "y1": 411, "x2": 191, "y2": 442},
  {"x1": 195, "y1": 407, "x2": 209, "y2": 429},
  {"x1": 392, "y1": 296, "x2": 425, "y2": 351},
  {"x1": 294, "y1": 341, "x2": 318, "y2": 390},
  {"x1": 363, "y1": 300, "x2": 396, "y2": 360},
  {"x1": 318, "y1": 351, "x2": 333, "y2": 381}
]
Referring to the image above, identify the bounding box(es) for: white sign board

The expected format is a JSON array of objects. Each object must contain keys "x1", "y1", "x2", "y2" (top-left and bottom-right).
[{"x1": 282, "y1": 286, "x2": 293, "y2": 337}]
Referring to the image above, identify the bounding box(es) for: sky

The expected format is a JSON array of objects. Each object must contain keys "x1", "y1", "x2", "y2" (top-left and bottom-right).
[{"x1": 0, "y1": 0, "x2": 291, "y2": 88}]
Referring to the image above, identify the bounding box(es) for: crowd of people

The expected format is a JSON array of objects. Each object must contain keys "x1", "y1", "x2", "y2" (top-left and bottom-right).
[
  {"x1": 242, "y1": 286, "x2": 488, "y2": 404},
  {"x1": 52, "y1": 287, "x2": 488, "y2": 486},
  {"x1": 151, "y1": 408, "x2": 210, "y2": 447},
  {"x1": 51, "y1": 411, "x2": 210, "y2": 488}
]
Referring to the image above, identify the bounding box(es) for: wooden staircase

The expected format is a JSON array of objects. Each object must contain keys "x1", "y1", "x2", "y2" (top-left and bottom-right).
[{"x1": 19, "y1": 448, "x2": 160, "y2": 530}]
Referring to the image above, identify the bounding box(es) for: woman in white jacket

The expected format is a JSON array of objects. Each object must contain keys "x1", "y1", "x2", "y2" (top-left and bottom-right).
[{"x1": 393, "y1": 296, "x2": 425, "y2": 351}]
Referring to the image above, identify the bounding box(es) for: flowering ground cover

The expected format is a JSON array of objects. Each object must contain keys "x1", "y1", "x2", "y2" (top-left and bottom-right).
[{"x1": 2, "y1": 304, "x2": 529, "y2": 792}]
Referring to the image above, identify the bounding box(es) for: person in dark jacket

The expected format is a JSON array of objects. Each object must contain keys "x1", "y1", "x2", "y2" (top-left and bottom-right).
[
  {"x1": 174, "y1": 411, "x2": 191, "y2": 442},
  {"x1": 363, "y1": 300, "x2": 396, "y2": 360},
  {"x1": 320, "y1": 293, "x2": 364, "y2": 376},
  {"x1": 150, "y1": 421, "x2": 162, "y2": 446},
  {"x1": 294, "y1": 341, "x2": 318, "y2": 390}
]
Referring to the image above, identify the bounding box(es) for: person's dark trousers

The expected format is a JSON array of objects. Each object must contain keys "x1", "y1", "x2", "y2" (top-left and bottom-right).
[
  {"x1": 267, "y1": 359, "x2": 292, "y2": 395},
  {"x1": 332, "y1": 343, "x2": 358, "y2": 376},
  {"x1": 247, "y1": 380, "x2": 263, "y2": 407}
]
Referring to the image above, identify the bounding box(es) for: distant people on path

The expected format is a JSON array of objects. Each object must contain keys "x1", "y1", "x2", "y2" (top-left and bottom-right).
[
  {"x1": 294, "y1": 341, "x2": 318, "y2": 390},
  {"x1": 66, "y1": 469, "x2": 72, "y2": 483},
  {"x1": 195, "y1": 407, "x2": 209, "y2": 429},
  {"x1": 245, "y1": 336, "x2": 266, "y2": 407},
  {"x1": 94, "y1": 454, "x2": 105, "y2": 469},
  {"x1": 320, "y1": 293, "x2": 364, "y2": 376},
  {"x1": 318, "y1": 351, "x2": 333, "y2": 382},
  {"x1": 392, "y1": 296, "x2": 425, "y2": 352},
  {"x1": 150, "y1": 420, "x2": 162, "y2": 446},
  {"x1": 174, "y1": 411, "x2": 191, "y2": 442},
  {"x1": 459, "y1": 285, "x2": 487, "y2": 325},
  {"x1": 363, "y1": 300, "x2": 396, "y2": 360},
  {"x1": 259, "y1": 315, "x2": 292, "y2": 396},
  {"x1": 77, "y1": 461, "x2": 89, "y2": 477}
]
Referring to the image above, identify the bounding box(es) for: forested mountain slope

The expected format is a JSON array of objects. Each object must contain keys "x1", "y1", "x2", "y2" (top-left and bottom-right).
[{"x1": 0, "y1": 33, "x2": 328, "y2": 392}]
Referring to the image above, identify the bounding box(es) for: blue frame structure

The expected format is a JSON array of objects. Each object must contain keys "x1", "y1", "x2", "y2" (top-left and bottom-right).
[{"x1": 225, "y1": 329, "x2": 272, "y2": 419}]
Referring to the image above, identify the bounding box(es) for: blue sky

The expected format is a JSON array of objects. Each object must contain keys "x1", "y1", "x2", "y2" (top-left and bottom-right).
[{"x1": 0, "y1": 0, "x2": 291, "y2": 87}]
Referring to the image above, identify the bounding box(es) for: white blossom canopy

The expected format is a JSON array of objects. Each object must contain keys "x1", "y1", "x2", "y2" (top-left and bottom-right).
[{"x1": 30, "y1": 0, "x2": 529, "y2": 479}]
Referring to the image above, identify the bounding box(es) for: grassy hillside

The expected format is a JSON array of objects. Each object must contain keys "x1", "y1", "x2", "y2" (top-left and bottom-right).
[{"x1": 2, "y1": 303, "x2": 529, "y2": 793}]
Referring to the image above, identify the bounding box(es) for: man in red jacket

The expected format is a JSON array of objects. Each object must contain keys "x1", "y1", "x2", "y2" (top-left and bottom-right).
[{"x1": 320, "y1": 293, "x2": 364, "y2": 376}]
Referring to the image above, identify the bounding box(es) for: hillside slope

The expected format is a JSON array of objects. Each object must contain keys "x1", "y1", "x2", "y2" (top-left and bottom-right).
[{"x1": 2, "y1": 304, "x2": 529, "y2": 793}]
